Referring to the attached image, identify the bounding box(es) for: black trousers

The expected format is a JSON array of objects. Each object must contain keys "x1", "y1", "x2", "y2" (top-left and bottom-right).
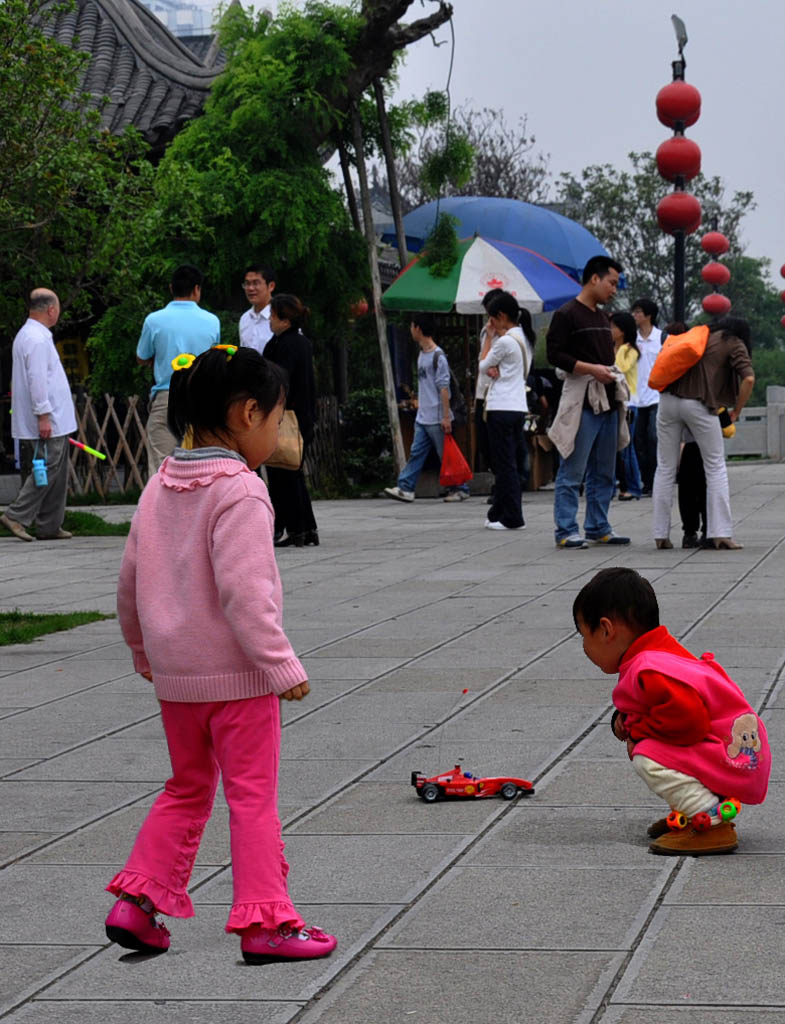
[
  {"x1": 677, "y1": 441, "x2": 707, "y2": 537},
  {"x1": 634, "y1": 404, "x2": 658, "y2": 492},
  {"x1": 485, "y1": 410, "x2": 526, "y2": 529},
  {"x1": 266, "y1": 457, "x2": 317, "y2": 538}
]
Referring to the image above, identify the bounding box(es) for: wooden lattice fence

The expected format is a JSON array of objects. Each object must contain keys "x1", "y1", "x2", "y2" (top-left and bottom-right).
[
  {"x1": 68, "y1": 394, "x2": 149, "y2": 499},
  {"x1": 67, "y1": 394, "x2": 343, "y2": 499}
]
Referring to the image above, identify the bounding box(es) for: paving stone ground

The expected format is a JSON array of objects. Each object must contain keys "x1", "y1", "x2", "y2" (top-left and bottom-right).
[{"x1": 1, "y1": 461, "x2": 784, "y2": 1024}]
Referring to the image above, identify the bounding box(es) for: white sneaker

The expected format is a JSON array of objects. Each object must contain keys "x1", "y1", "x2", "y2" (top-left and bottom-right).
[
  {"x1": 443, "y1": 491, "x2": 469, "y2": 502},
  {"x1": 384, "y1": 486, "x2": 415, "y2": 503},
  {"x1": 484, "y1": 519, "x2": 509, "y2": 530}
]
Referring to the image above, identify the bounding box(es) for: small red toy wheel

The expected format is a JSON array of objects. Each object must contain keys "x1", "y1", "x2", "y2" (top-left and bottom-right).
[
  {"x1": 691, "y1": 811, "x2": 712, "y2": 832},
  {"x1": 500, "y1": 783, "x2": 517, "y2": 800},
  {"x1": 666, "y1": 810, "x2": 688, "y2": 831}
]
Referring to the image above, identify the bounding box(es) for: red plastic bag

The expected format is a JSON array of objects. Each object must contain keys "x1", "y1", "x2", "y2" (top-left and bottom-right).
[{"x1": 439, "y1": 434, "x2": 473, "y2": 487}]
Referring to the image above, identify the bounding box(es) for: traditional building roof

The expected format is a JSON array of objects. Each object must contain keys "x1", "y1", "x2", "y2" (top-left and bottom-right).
[{"x1": 41, "y1": 0, "x2": 225, "y2": 152}]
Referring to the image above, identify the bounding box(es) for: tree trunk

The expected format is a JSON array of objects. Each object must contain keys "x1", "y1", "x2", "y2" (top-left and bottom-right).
[
  {"x1": 351, "y1": 101, "x2": 406, "y2": 475},
  {"x1": 373, "y1": 77, "x2": 408, "y2": 271},
  {"x1": 337, "y1": 137, "x2": 361, "y2": 234}
]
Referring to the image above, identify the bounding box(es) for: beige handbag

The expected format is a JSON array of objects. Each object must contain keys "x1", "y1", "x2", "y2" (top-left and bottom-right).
[{"x1": 265, "y1": 409, "x2": 303, "y2": 470}]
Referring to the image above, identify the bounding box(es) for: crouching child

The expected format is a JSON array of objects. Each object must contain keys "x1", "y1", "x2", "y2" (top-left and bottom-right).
[{"x1": 573, "y1": 567, "x2": 770, "y2": 855}]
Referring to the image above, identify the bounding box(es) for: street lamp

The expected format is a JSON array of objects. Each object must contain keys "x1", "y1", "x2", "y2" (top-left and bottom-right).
[{"x1": 655, "y1": 15, "x2": 702, "y2": 322}]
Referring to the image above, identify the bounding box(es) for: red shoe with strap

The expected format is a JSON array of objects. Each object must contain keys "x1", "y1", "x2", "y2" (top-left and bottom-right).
[
  {"x1": 105, "y1": 897, "x2": 171, "y2": 953},
  {"x1": 241, "y1": 923, "x2": 337, "y2": 964}
]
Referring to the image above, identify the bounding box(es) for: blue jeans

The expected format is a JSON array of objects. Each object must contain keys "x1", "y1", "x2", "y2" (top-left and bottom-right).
[
  {"x1": 553, "y1": 408, "x2": 617, "y2": 541},
  {"x1": 620, "y1": 407, "x2": 642, "y2": 496},
  {"x1": 398, "y1": 422, "x2": 469, "y2": 494}
]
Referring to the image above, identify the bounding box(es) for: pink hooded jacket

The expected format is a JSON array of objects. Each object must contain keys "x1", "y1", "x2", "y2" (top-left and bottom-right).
[{"x1": 614, "y1": 648, "x2": 770, "y2": 804}]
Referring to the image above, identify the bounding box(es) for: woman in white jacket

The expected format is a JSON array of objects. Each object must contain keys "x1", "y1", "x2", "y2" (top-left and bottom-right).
[{"x1": 479, "y1": 292, "x2": 534, "y2": 530}]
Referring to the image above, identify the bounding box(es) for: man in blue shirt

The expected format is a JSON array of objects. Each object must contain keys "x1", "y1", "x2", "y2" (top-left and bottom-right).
[
  {"x1": 384, "y1": 313, "x2": 469, "y2": 503},
  {"x1": 137, "y1": 264, "x2": 220, "y2": 474}
]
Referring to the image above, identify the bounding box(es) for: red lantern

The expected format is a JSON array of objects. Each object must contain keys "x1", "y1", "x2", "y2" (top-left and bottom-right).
[
  {"x1": 350, "y1": 298, "x2": 369, "y2": 318},
  {"x1": 701, "y1": 262, "x2": 731, "y2": 287},
  {"x1": 781, "y1": 315, "x2": 785, "y2": 328},
  {"x1": 656, "y1": 136, "x2": 701, "y2": 182},
  {"x1": 781, "y1": 264, "x2": 785, "y2": 279},
  {"x1": 656, "y1": 81, "x2": 702, "y2": 128},
  {"x1": 702, "y1": 293, "x2": 731, "y2": 316},
  {"x1": 657, "y1": 192, "x2": 702, "y2": 235},
  {"x1": 701, "y1": 232, "x2": 730, "y2": 256},
  {"x1": 780, "y1": 290, "x2": 785, "y2": 304}
]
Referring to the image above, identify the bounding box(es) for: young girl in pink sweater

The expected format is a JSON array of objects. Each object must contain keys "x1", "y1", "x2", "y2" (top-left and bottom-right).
[{"x1": 105, "y1": 345, "x2": 337, "y2": 964}]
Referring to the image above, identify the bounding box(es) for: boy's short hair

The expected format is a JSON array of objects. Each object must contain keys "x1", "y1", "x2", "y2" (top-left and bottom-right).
[
  {"x1": 410, "y1": 312, "x2": 436, "y2": 338},
  {"x1": 572, "y1": 568, "x2": 660, "y2": 635},
  {"x1": 631, "y1": 297, "x2": 659, "y2": 325}
]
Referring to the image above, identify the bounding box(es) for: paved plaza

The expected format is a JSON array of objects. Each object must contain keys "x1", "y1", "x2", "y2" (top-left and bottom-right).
[{"x1": 1, "y1": 461, "x2": 784, "y2": 1023}]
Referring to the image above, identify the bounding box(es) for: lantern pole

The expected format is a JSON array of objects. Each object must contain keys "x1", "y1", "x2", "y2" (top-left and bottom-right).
[{"x1": 671, "y1": 15, "x2": 688, "y2": 323}]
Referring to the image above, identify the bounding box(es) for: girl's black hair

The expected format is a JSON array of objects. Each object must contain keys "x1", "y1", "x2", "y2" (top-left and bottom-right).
[
  {"x1": 270, "y1": 293, "x2": 309, "y2": 329},
  {"x1": 611, "y1": 311, "x2": 639, "y2": 354},
  {"x1": 572, "y1": 568, "x2": 660, "y2": 635},
  {"x1": 713, "y1": 316, "x2": 752, "y2": 355},
  {"x1": 486, "y1": 291, "x2": 536, "y2": 347},
  {"x1": 167, "y1": 346, "x2": 288, "y2": 443}
]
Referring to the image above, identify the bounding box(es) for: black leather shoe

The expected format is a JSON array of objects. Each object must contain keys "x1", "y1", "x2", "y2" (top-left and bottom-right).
[
  {"x1": 274, "y1": 532, "x2": 305, "y2": 548},
  {"x1": 682, "y1": 533, "x2": 700, "y2": 548},
  {"x1": 304, "y1": 530, "x2": 319, "y2": 546}
]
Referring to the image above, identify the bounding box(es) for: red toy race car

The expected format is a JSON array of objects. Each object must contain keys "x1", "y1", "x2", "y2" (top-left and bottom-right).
[{"x1": 411, "y1": 764, "x2": 535, "y2": 803}]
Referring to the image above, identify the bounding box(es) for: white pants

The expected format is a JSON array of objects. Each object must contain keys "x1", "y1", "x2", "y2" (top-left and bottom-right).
[
  {"x1": 652, "y1": 392, "x2": 733, "y2": 541},
  {"x1": 633, "y1": 754, "x2": 719, "y2": 820}
]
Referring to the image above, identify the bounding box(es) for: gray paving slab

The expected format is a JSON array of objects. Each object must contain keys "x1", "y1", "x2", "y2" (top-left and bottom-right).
[
  {"x1": 378, "y1": 863, "x2": 670, "y2": 951},
  {"x1": 7, "y1": 1002, "x2": 302, "y2": 1024},
  {"x1": 611, "y1": 905, "x2": 785, "y2": 1007},
  {"x1": 299, "y1": 949, "x2": 624, "y2": 1024},
  {"x1": 1, "y1": 466, "x2": 784, "y2": 1023}
]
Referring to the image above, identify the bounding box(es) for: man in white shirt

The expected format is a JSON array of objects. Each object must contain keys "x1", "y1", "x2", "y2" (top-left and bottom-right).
[
  {"x1": 1, "y1": 289, "x2": 77, "y2": 542},
  {"x1": 630, "y1": 298, "x2": 663, "y2": 496},
  {"x1": 239, "y1": 264, "x2": 276, "y2": 355}
]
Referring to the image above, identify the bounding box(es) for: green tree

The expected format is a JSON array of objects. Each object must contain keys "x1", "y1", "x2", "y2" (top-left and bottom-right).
[
  {"x1": 556, "y1": 151, "x2": 758, "y2": 324},
  {"x1": 373, "y1": 103, "x2": 550, "y2": 214},
  {"x1": 0, "y1": 0, "x2": 153, "y2": 335}
]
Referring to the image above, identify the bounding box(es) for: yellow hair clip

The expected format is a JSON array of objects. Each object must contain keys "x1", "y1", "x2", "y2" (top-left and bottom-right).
[
  {"x1": 213, "y1": 344, "x2": 238, "y2": 359},
  {"x1": 171, "y1": 352, "x2": 196, "y2": 372}
]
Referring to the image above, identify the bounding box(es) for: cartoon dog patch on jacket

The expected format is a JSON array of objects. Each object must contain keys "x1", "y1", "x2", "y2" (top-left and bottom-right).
[{"x1": 727, "y1": 713, "x2": 762, "y2": 767}]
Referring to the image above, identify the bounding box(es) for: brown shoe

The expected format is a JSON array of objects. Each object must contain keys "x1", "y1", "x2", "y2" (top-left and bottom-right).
[
  {"x1": 0, "y1": 513, "x2": 33, "y2": 542},
  {"x1": 37, "y1": 528, "x2": 73, "y2": 540},
  {"x1": 647, "y1": 817, "x2": 670, "y2": 838},
  {"x1": 649, "y1": 821, "x2": 737, "y2": 856}
]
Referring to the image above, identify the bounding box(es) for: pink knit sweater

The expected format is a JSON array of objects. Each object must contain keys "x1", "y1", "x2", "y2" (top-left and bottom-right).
[{"x1": 116, "y1": 456, "x2": 307, "y2": 701}]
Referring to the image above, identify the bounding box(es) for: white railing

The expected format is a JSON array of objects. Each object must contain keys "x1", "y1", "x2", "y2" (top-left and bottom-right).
[{"x1": 724, "y1": 387, "x2": 785, "y2": 461}]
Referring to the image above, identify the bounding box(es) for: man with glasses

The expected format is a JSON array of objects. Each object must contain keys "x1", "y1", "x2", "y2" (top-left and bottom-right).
[{"x1": 239, "y1": 265, "x2": 276, "y2": 355}]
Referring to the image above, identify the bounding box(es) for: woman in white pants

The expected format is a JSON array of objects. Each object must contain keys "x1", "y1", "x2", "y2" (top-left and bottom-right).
[{"x1": 652, "y1": 317, "x2": 754, "y2": 550}]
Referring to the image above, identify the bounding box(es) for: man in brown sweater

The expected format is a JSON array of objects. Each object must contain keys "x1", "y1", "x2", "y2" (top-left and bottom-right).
[{"x1": 547, "y1": 255, "x2": 630, "y2": 549}]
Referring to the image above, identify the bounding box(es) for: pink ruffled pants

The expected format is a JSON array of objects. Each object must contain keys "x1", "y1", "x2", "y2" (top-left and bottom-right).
[{"x1": 107, "y1": 695, "x2": 304, "y2": 934}]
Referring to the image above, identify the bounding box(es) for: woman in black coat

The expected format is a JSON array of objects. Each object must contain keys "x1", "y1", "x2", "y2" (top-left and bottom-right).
[{"x1": 264, "y1": 294, "x2": 318, "y2": 547}]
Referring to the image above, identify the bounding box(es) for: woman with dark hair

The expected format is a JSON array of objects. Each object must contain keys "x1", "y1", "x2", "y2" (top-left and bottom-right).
[
  {"x1": 478, "y1": 291, "x2": 534, "y2": 531},
  {"x1": 264, "y1": 294, "x2": 318, "y2": 547},
  {"x1": 652, "y1": 316, "x2": 755, "y2": 550},
  {"x1": 611, "y1": 311, "x2": 642, "y2": 501}
]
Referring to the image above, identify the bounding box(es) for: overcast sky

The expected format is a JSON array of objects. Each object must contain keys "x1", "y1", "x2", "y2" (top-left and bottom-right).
[{"x1": 209, "y1": 0, "x2": 784, "y2": 284}]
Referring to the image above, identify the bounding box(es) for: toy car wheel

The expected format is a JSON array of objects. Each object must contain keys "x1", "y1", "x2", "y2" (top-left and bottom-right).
[
  {"x1": 501, "y1": 783, "x2": 518, "y2": 800},
  {"x1": 421, "y1": 783, "x2": 440, "y2": 803}
]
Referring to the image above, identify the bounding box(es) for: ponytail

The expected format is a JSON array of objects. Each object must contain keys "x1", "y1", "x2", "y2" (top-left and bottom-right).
[
  {"x1": 486, "y1": 291, "x2": 536, "y2": 347},
  {"x1": 167, "y1": 346, "x2": 288, "y2": 443}
]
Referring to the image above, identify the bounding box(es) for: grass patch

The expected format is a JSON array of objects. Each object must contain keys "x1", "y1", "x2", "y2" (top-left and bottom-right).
[
  {"x1": 67, "y1": 488, "x2": 141, "y2": 506},
  {"x1": 0, "y1": 609, "x2": 115, "y2": 646},
  {"x1": 62, "y1": 510, "x2": 130, "y2": 536}
]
